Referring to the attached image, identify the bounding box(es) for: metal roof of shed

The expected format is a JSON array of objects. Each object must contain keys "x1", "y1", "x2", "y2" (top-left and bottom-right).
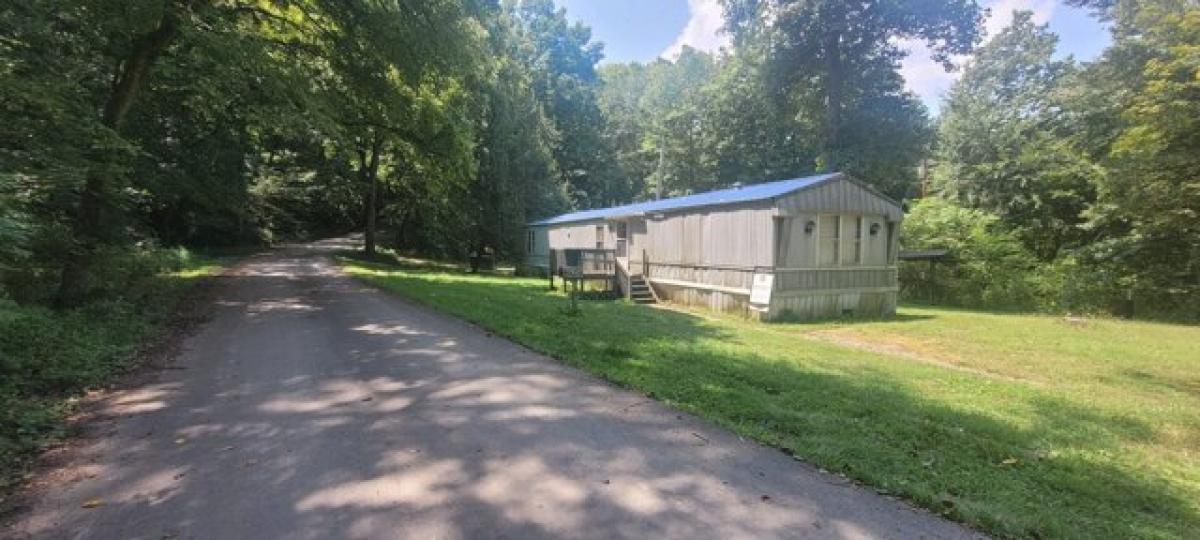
[{"x1": 530, "y1": 172, "x2": 843, "y2": 226}]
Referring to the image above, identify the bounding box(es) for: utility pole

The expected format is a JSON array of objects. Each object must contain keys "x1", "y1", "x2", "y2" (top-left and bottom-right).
[{"x1": 654, "y1": 144, "x2": 665, "y2": 200}]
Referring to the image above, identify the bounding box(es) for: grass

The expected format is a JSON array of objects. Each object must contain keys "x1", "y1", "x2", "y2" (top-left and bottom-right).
[
  {"x1": 0, "y1": 254, "x2": 227, "y2": 506},
  {"x1": 342, "y1": 255, "x2": 1200, "y2": 539}
]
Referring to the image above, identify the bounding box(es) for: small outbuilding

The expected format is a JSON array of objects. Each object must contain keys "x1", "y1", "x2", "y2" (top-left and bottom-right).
[{"x1": 525, "y1": 172, "x2": 902, "y2": 320}]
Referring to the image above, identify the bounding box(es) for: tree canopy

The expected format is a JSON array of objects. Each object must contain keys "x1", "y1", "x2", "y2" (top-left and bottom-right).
[{"x1": 1, "y1": 0, "x2": 1196, "y2": 318}]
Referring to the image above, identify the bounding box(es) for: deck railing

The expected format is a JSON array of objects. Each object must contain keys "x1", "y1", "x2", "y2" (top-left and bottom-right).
[{"x1": 552, "y1": 248, "x2": 616, "y2": 278}]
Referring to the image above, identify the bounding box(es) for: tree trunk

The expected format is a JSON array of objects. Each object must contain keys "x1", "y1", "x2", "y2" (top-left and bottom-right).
[
  {"x1": 362, "y1": 132, "x2": 384, "y2": 257},
  {"x1": 819, "y1": 21, "x2": 843, "y2": 172},
  {"x1": 57, "y1": 8, "x2": 178, "y2": 307}
]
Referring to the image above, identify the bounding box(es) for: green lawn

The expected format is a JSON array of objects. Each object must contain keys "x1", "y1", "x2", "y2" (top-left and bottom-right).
[{"x1": 342, "y1": 257, "x2": 1200, "y2": 539}]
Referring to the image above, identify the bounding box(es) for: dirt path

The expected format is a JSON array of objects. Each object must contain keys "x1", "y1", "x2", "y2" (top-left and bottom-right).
[{"x1": 3, "y1": 240, "x2": 981, "y2": 539}]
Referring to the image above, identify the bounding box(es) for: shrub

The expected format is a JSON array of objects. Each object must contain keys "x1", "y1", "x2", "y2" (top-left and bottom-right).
[
  {"x1": 900, "y1": 198, "x2": 1043, "y2": 310},
  {"x1": 0, "y1": 247, "x2": 214, "y2": 493},
  {"x1": 1, "y1": 239, "x2": 195, "y2": 306}
]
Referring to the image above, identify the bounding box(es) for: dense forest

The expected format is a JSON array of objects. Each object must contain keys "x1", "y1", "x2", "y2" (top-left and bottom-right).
[{"x1": 1, "y1": 0, "x2": 1197, "y2": 317}]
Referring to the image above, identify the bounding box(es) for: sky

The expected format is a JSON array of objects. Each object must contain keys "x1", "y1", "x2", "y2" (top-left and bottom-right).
[{"x1": 554, "y1": 0, "x2": 1112, "y2": 114}]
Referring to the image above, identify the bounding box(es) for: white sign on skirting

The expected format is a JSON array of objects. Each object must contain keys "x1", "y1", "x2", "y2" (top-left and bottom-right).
[{"x1": 749, "y1": 272, "x2": 774, "y2": 306}]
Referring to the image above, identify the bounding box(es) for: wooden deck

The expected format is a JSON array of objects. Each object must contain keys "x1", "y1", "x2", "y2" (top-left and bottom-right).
[{"x1": 549, "y1": 248, "x2": 617, "y2": 293}]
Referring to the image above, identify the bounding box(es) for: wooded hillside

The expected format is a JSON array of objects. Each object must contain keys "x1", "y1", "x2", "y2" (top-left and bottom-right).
[{"x1": 1, "y1": 0, "x2": 1196, "y2": 317}]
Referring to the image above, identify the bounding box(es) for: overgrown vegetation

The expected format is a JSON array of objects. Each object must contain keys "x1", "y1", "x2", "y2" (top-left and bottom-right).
[
  {"x1": 921, "y1": 2, "x2": 1200, "y2": 318},
  {"x1": 343, "y1": 258, "x2": 1200, "y2": 539},
  {"x1": 0, "y1": 249, "x2": 222, "y2": 500}
]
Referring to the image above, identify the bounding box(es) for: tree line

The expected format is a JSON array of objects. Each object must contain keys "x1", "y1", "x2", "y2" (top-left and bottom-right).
[
  {"x1": 917, "y1": 0, "x2": 1198, "y2": 317},
  {"x1": 1, "y1": 0, "x2": 1196, "y2": 317}
]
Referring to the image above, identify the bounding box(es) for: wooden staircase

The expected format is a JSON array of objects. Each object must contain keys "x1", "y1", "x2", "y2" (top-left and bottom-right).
[{"x1": 629, "y1": 275, "x2": 657, "y2": 304}]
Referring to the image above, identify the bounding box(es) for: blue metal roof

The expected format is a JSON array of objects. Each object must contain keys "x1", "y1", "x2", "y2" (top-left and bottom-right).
[{"x1": 530, "y1": 172, "x2": 842, "y2": 226}]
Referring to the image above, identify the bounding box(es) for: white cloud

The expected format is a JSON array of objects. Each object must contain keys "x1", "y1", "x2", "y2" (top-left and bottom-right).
[
  {"x1": 899, "y1": 0, "x2": 1058, "y2": 112},
  {"x1": 984, "y1": 0, "x2": 1056, "y2": 36},
  {"x1": 661, "y1": 0, "x2": 730, "y2": 59}
]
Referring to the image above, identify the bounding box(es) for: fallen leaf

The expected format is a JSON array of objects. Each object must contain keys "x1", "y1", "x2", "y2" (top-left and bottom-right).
[{"x1": 81, "y1": 499, "x2": 103, "y2": 509}]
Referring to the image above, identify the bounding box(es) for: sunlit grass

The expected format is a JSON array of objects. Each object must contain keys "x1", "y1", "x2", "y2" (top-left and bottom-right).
[
  {"x1": 342, "y1": 256, "x2": 1200, "y2": 539},
  {"x1": 168, "y1": 263, "x2": 224, "y2": 279}
]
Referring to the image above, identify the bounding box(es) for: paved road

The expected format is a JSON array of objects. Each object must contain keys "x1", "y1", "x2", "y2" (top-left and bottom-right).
[{"x1": 5, "y1": 241, "x2": 979, "y2": 539}]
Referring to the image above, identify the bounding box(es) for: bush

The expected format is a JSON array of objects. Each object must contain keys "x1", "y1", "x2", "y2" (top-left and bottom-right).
[
  {"x1": 1, "y1": 239, "x2": 196, "y2": 306},
  {"x1": 0, "y1": 247, "x2": 216, "y2": 494},
  {"x1": 900, "y1": 198, "x2": 1045, "y2": 310},
  {"x1": 0, "y1": 299, "x2": 155, "y2": 490}
]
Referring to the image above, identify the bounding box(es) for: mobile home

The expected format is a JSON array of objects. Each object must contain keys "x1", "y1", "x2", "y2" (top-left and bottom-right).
[{"x1": 526, "y1": 173, "x2": 902, "y2": 320}]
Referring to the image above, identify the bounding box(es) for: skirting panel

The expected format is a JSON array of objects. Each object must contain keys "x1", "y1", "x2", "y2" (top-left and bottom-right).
[
  {"x1": 767, "y1": 291, "x2": 897, "y2": 321},
  {"x1": 648, "y1": 279, "x2": 897, "y2": 322},
  {"x1": 650, "y1": 282, "x2": 756, "y2": 316}
]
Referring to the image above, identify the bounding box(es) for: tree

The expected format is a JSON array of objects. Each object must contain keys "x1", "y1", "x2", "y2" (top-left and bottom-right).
[
  {"x1": 1076, "y1": 1, "x2": 1200, "y2": 311},
  {"x1": 0, "y1": 0, "x2": 315, "y2": 304},
  {"x1": 901, "y1": 197, "x2": 1042, "y2": 309},
  {"x1": 305, "y1": 0, "x2": 485, "y2": 256},
  {"x1": 700, "y1": 49, "x2": 815, "y2": 186},
  {"x1": 598, "y1": 48, "x2": 721, "y2": 199},
  {"x1": 640, "y1": 48, "x2": 719, "y2": 196},
  {"x1": 597, "y1": 62, "x2": 655, "y2": 199},
  {"x1": 932, "y1": 11, "x2": 1096, "y2": 260},
  {"x1": 51, "y1": 1, "x2": 179, "y2": 306},
  {"x1": 469, "y1": 6, "x2": 563, "y2": 260},
  {"x1": 511, "y1": 0, "x2": 616, "y2": 208},
  {"x1": 720, "y1": 0, "x2": 982, "y2": 196}
]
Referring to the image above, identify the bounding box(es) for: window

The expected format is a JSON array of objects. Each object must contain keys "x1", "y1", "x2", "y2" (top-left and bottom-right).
[
  {"x1": 886, "y1": 222, "x2": 896, "y2": 264},
  {"x1": 842, "y1": 216, "x2": 863, "y2": 265},
  {"x1": 819, "y1": 215, "x2": 839, "y2": 267},
  {"x1": 526, "y1": 230, "x2": 535, "y2": 254},
  {"x1": 595, "y1": 225, "x2": 605, "y2": 249}
]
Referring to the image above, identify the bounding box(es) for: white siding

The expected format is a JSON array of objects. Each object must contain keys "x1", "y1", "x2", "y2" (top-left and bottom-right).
[
  {"x1": 637, "y1": 203, "x2": 774, "y2": 313},
  {"x1": 774, "y1": 176, "x2": 903, "y2": 221},
  {"x1": 775, "y1": 214, "x2": 891, "y2": 269},
  {"x1": 546, "y1": 220, "x2": 616, "y2": 250},
  {"x1": 641, "y1": 203, "x2": 775, "y2": 268}
]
